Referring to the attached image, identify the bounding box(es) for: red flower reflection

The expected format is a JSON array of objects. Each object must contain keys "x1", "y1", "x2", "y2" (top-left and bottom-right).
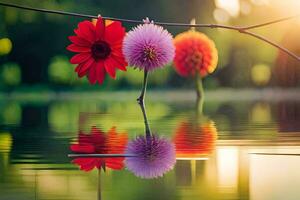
[
  {"x1": 67, "y1": 17, "x2": 127, "y2": 84},
  {"x1": 70, "y1": 126, "x2": 128, "y2": 171},
  {"x1": 173, "y1": 121, "x2": 217, "y2": 159}
]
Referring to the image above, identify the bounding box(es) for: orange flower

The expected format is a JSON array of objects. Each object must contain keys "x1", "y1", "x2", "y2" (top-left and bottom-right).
[
  {"x1": 173, "y1": 30, "x2": 218, "y2": 77},
  {"x1": 173, "y1": 121, "x2": 217, "y2": 159}
]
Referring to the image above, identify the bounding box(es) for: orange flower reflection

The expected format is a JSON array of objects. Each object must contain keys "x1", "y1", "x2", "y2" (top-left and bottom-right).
[
  {"x1": 173, "y1": 120, "x2": 217, "y2": 159},
  {"x1": 70, "y1": 126, "x2": 128, "y2": 171}
]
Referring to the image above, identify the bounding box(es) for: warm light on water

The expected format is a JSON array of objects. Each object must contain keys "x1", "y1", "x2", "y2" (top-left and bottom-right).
[
  {"x1": 217, "y1": 147, "x2": 239, "y2": 193},
  {"x1": 0, "y1": 94, "x2": 300, "y2": 200},
  {"x1": 250, "y1": 149, "x2": 300, "y2": 200}
]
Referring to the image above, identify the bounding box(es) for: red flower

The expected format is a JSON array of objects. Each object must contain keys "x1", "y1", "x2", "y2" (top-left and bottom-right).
[
  {"x1": 173, "y1": 121, "x2": 217, "y2": 159},
  {"x1": 67, "y1": 17, "x2": 127, "y2": 84},
  {"x1": 70, "y1": 126, "x2": 128, "y2": 171}
]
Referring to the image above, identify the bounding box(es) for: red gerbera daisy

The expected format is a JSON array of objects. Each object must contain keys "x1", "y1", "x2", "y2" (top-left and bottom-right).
[
  {"x1": 67, "y1": 17, "x2": 127, "y2": 84},
  {"x1": 70, "y1": 126, "x2": 128, "y2": 171}
]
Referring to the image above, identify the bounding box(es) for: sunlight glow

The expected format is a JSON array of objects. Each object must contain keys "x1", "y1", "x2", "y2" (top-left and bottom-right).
[
  {"x1": 251, "y1": 0, "x2": 269, "y2": 6},
  {"x1": 250, "y1": 152, "x2": 300, "y2": 200},
  {"x1": 213, "y1": 8, "x2": 230, "y2": 23},
  {"x1": 215, "y1": 0, "x2": 240, "y2": 17},
  {"x1": 251, "y1": 0, "x2": 300, "y2": 16},
  {"x1": 217, "y1": 147, "x2": 238, "y2": 192}
]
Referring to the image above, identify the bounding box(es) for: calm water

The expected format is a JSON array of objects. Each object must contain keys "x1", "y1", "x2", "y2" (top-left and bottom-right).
[{"x1": 0, "y1": 92, "x2": 300, "y2": 200}]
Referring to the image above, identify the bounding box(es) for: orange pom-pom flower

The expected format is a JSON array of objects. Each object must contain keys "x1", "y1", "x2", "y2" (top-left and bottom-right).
[{"x1": 173, "y1": 30, "x2": 218, "y2": 78}]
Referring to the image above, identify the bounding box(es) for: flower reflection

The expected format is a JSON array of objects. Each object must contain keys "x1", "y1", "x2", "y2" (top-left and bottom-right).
[
  {"x1": 174, "y1": 120, "x2": 217, "y2": 159},
  {"x1": 70, "y1": 126, "x2": 128, "y2": 171},
  {"x1": 125, "y1": 134, "x2": 176, "y2": 179}
]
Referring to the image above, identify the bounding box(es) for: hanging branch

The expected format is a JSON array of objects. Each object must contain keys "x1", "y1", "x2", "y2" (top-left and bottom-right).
[
  {"x1": 240, "y1": 14, "x2": 300, "y2": 30},
  {"x1": 0, "y1": 1, "x2": 299, "y2": 61}
]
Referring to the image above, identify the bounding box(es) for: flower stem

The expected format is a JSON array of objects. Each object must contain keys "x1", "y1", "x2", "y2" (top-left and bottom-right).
[
  {"x1": 98, "y1": 169, "x2": 102, "y2": 200},
  {"x1": 138, "y1": 100, "x2": 151, "y2": 138},
  {"x1": 196, "y1": 95, "x2": 204, "y2": 116},
  {"x1": 137, "y1": 70, "x2": 148, "y2": 104},
  {"x1": 195, "y1": 73, "x2": 204, "y2": 100}
]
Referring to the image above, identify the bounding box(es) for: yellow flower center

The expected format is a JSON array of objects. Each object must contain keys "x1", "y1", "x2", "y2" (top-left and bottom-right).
[{"x1": 143, "y1": 47, "x2": 157, "y2": 61}]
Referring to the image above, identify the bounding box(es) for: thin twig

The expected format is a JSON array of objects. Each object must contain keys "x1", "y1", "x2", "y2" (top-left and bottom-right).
[
  {"x1": 241, "y1": 14, "x2": 300, "y2": 30},
  {"x1": 240, "y1": 29, "x2": 300, "y2": 61},
  {"x1": 1, "y1": 2, "x2": 298, "y2": 30},
  {"x1": 0, "y1": 2, "x2": 240, "y2": 29},
  {"x1": 0, "y1": 1, "x2": 299, "y2": 61},
  {"x1": 251, "y1": 153, "x2": 300, "y2": 156}
]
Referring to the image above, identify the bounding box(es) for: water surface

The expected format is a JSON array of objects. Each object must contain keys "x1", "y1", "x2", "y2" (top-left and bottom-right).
[{"x1": 0, "y1": 93, "x2": 300, "y2": 200}]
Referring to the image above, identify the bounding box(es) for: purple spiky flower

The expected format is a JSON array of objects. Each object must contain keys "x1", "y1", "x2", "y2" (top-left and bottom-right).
[
  {"x1": 125, "y1": 134, "x2": 176, "y2": 179},
  {"x1": 123, "y1": 22, "x2": 175, "y2": 71}
]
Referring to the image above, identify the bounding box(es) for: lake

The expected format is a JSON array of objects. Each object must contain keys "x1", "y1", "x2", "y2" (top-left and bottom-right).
[{"x1": 0, "y1": 90, "x2": 300, "y2": 200}]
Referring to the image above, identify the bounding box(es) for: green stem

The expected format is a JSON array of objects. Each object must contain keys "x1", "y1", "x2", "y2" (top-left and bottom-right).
[
  {"x1": 196, "y1": 96, "x2": 204, "y2": 116},
  {"x1": 138, "y1": 101, "x2": 151, "y2": 138},
  {"x1": 137, "y1": 70, "x2": 148, "y2": 104},
  {"x1": 195, "y1": 73, "x2": 204, "y2": 99},
  {"x1": 98, "y1": 169, "x2": 101, "y2": 200}
]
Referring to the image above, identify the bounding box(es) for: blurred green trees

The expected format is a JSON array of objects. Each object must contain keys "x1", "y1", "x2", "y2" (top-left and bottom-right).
[{"x1": 0, "y1": 62, "x2": 21, "y2": 86}]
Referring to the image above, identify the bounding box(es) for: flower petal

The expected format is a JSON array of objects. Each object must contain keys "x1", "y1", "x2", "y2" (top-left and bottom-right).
[
  {"x1": 70, "y1": 53, "x2": 92, "y2": 64},
  {"x1": 68, "y1": 36, "x2": 91, "y2": 47},
  {"x1": 105, "y1": 21, "x2": 126, "y2": 45},
  {"x1": 75, "y1": 64, "x2": 81, "y2": 73},
  {"x1": 70, "y1": 144, "x2": 95, "y2": 153},
  {"x1": 88, "y1": 65, "x2": 97, "y2": 84},
  {"x1": 77, "y1": 21, "x2": 96, "y2": 42},
  {"x1": 106, "y1": 158, "x2": 124, "y2": 170},
  {"x1": 104, "y1": 59, "x2": 117, "y2": 79},
  {"x1": 95, "y1": 17, "x2": 105, "y2": 40},
  {"x1": 67, "y1": 44, "x2": 91, "y2": 53},
  {"x1": 111, "y1": 49, "x2": 125, "y2": 58},
  {"x1": 110, "y1": 55, "x2": 127, "y2": 71},
  {"x1": 75, "y1": 64, "x2": 87, "y2": 77},
  {"x1": 78, "y1": 58, "x2": 95, "y2": 77},
  {"x1": 73, "y1": 158, "x2": 97, "y2": 171},
  {"x1": 96, "y1": 62, "x2": 106, "y2": 84}
]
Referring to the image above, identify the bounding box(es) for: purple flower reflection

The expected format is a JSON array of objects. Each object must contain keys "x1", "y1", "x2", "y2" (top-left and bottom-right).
[{"x1": 125, "y1": 134, "x2": 176, "y2": 179}]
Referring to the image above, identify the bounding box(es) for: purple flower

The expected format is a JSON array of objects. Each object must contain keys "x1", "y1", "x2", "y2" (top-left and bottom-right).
[
  {"x1": 125, "y1": 135, "x2": 176, "y2": 179},
  {"x1": 123, "y1": 23, "x2": 175, "y2": 71}
]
